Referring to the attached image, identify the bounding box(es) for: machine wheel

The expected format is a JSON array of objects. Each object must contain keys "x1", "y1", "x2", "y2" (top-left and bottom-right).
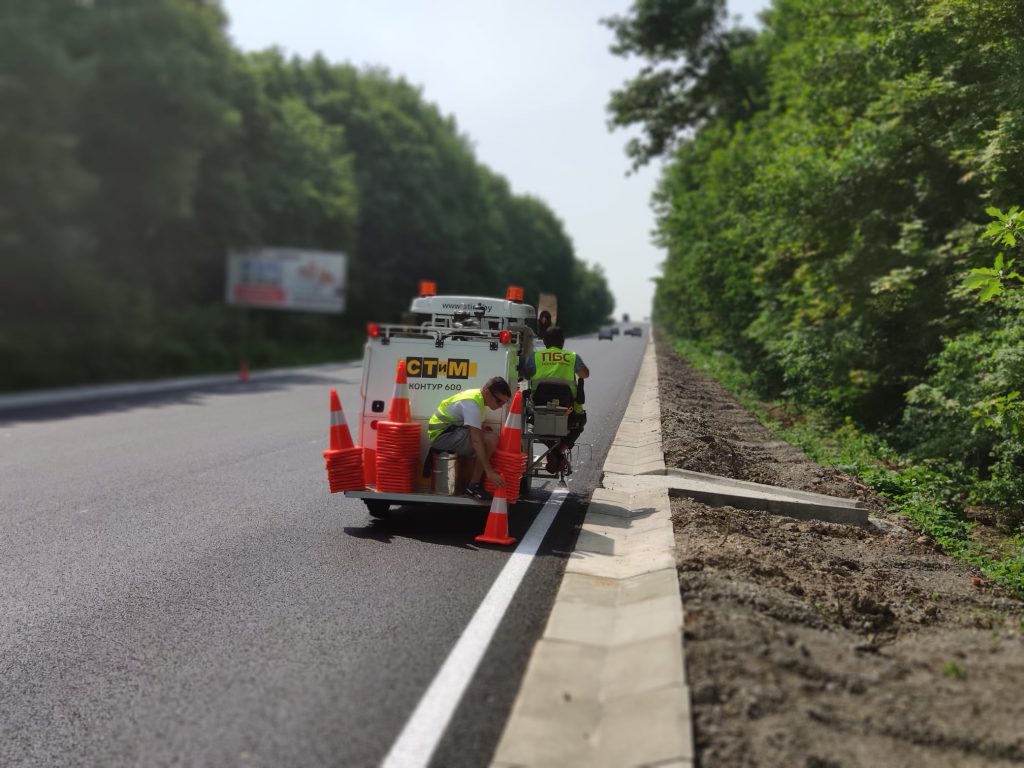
[
  {"x1": 519, "y1": 471, "x2": 533, "y2": 497},
  {"x1": 364, "y1": 500, "x2": 391, "y2": 519}
]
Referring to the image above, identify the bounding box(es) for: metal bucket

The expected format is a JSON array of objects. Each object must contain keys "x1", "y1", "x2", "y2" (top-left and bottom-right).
[{"x1": 432, "y1": 452, "x2": 459, "y2": 496}]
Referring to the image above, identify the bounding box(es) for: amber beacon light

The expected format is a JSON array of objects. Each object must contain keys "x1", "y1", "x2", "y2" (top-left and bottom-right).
[
  {"x1": 505, "y1": 285, "x2": 524, "y2": 302},
  {"x1": 419, "y1": 280, "x2": 437, "y2": 297}
]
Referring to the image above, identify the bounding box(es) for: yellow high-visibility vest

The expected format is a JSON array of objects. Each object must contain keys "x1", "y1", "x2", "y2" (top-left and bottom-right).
[{"x1": 427, "y1": 388, "x2": 485, "y2": 441}]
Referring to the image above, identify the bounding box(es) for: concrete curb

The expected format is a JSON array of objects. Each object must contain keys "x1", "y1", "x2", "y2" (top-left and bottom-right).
[{"x1": 491, "y1": 334, "x2": 693, "y2": 768}]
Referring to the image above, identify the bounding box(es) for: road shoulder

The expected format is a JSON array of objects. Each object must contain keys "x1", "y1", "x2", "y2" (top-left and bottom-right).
[{"x1": 491, "y1": 334, "x2": 694, "y2": 768}]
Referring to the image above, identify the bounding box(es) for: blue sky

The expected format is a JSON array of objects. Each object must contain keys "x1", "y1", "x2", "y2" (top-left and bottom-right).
[{"x1": 221, "y1": 0, "x2": 770, "y2": 322}]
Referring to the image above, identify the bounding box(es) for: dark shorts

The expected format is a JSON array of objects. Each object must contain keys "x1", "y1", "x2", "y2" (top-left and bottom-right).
[
  {"x1": 431, "y1": 427, "x2": 475, "y2": 457},
  {"x1": 565, "y1": 411, "x2": 587, "y2": 448}
]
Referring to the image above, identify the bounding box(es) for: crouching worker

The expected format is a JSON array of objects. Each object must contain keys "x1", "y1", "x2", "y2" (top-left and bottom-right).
[
  {"x1": 523, "y1": 326, "x2": 589, "y2": 473},
  {"x1": 427, "y1": 376, "x2": 512, "y2": 500}
]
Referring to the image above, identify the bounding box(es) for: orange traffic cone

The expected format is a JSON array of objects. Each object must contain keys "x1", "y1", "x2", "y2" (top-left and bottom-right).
[
  {"x1": 475, "y1": 488, "x2": 516, "y2": 546},
  {"x1": 497, "y1": 391, "x2": 524, "y2": 453},
  {"x1": 375, "y1": 359, "x2": 420, "y2": 492},
  {"x1": 483, "y1": 391, "x2": 527, "y2": 501},
  {"x1": 327, "y1": 389, "x2": 355, "y2": 450},
  {"x1": 323, "y1": 389, "x2": 364, "y2": 492},
  {"x1": 239, "y1": 359, "x2": 250, "y2": 383},
  {"x1": 484, "y1": 451, "x2": 528, "y2": 503},
  {"x1": 388, "y1": 360, "x2": 411, "y2": 423}
]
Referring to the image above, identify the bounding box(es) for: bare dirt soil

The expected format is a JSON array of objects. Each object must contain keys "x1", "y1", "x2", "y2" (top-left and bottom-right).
[{"x1": 656, "y1": 336, "x2": 1024, "y2": 768}]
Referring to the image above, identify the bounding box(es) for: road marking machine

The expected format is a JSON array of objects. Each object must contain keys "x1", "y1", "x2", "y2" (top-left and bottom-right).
[{"x1": 321, "y1": 282, "x2": 582, "y2": 542}]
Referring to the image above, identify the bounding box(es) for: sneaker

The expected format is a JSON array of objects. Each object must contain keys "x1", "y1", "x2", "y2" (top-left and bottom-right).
[{"x1": 464, "y1": 481, "x2": 490, "y2": 501}]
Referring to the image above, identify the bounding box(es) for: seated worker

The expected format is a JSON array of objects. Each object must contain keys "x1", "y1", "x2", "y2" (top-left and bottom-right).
[
  {"x1": 537, "y1": 310, "x2": 553, "y2": 337},
  {"x1": 427, "y1": 376, "x2": 512, "y2": 500},
  {"x1": 521, "y1": 326, "x2": 590, "y2": 472}
]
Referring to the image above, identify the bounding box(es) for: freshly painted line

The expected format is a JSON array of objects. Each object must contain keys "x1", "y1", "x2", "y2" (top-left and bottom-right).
[{"x1": 380, "y1": 490, "x2": 569, "y2": 768}]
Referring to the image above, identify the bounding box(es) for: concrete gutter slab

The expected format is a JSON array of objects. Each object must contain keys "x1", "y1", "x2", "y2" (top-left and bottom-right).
[
  {"x1": 494, "y1": 331, "x2": 875, "y2": 767},
  {"x1": 574, "y1": 520, "x2": 675, "y2": 558},
  {"x1": 557, "y1": 570, "x2": 680, "y2": 608},
  {"x1": 492, "y1": 334, "x2": 694, "y2": 768},
  {"x1": 665, "y1": 467, "x2": 866, "y2": 508},
  {"x1": 565, "y1": 545, "x2": 677, "y2": 580},
  {"x1": 602, "y1": 632, "x2": 688, "y2": 696},
  {"x1": 603, "y1": 468, "x2": 869, "y2": 526},
  {"x1": 600, "y1": 685, "x2": 694, "y2": 768},
  {"x1": 545, "y1": 595, "x2": 683, "y2": 647},
  {"x1": 606, "y1": 443, "x2": 666, "y2": 466},
  {"x1": 601, "y1": 458, "x2": 667, "y2": 476}
]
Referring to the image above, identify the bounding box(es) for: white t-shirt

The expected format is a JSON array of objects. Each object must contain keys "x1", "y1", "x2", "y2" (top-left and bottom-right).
[{"x1": 448, "y1": 398, "x2": 483, "y2": 430}]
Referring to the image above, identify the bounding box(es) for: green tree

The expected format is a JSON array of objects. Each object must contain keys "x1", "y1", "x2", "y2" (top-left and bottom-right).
[
  {"x1": 566, "y1": 261, "x2": 616, "y2": 333},
  {"x1": 625, "y1": 0, "x2": 1024, "y2": 420},
  {"x1": 604, "y1": 0, "x2": 767, "y2": 167},
  {"x1": 0, "y1": 0, "x2": 95, "y2": 387},
  {"x1": 1, "y1": 1, "x2": 612, "y2": 389},
  {"x1": 963, "y1": 206, "x2": 1024, "y2": 301}
]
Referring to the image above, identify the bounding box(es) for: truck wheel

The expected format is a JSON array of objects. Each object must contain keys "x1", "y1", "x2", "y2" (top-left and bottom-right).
[
  {"x1": 519, "y1": 471, "x2": 532, "y2": 497},
  {"x1": 364, "y1": 500, "x2": 391, "y2": 519}
]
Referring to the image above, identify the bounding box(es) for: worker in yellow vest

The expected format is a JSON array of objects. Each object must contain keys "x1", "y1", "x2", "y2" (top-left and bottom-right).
[
  {"x1": 538, "y1": 309, "x2": 552, "y2": 336},
  {"x1": 522, "y1": 326, "x2": 590, "y2": 473},
  {"x1": 427, "y1": 376, "x2": 512, "y2": 500}
]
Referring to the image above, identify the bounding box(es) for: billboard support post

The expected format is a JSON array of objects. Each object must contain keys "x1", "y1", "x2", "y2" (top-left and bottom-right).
[{"x1": 238, "y1": 307, "x2": 250, "y2": 382}]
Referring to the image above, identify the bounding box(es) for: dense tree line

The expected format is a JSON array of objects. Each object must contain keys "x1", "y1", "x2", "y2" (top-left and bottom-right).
[
  {"x1": 0, "y1": 0, "x2": 614, "y2": 391},
  {"x1": 609, "y1": 0, "x2": 1024, "y2": 528}
]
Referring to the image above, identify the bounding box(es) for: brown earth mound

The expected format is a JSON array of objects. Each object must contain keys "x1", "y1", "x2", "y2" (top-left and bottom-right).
[{"x1": 657, "y1": 336, "x2": 1024, "y2": 768}]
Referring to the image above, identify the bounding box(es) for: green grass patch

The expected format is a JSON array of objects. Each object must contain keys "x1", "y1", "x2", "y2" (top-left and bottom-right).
[
  {"x1": 942, "y1": 661, "x2": 967, "y2": 680},
  {"x1": 672, "y1": 337, "x2": 1024, "y2": 598}
]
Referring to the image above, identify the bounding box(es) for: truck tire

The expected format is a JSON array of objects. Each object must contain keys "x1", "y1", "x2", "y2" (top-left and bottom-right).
[
  {"x1": 519, "y1": 471, "x2": 533, "y2": 497},
  {"x1": 364, "y1": 500, "x2": 391, "y2": 519}
]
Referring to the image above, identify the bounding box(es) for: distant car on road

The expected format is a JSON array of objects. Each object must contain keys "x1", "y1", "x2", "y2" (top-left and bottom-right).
[
  {"x1": 624, "y1": 326, "x2": 643, "y2": 337},
  {"x1": 598, "y1": 326, "x2": 614, "y2": 340},
  {"x1": 610, "y1": 326, "x2": 621, "y2": 336}
]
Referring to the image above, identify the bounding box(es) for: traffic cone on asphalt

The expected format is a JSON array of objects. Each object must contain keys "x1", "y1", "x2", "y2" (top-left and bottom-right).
[
  {"x1": 323, "y1": 389, "x2": 363, "y2": 492},
  {"x1": 327, "y1": 389, "x2": 355, "y2": 451},
  {"x1": 239, "y1": 359, "x2": 250, "y2": 383},
  {"x1": 475, "y1": 487, "x2": 516, "y2": 546},
  {"x1": 388, "y1": 360, "x2": 411, "y2": 423},
  {"x1": 497, "y1": 391, "x2": 524, "y2": 453}
]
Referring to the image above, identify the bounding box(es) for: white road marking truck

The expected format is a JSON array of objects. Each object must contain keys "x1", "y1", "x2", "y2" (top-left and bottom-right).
[{"x1": 344, "y1": 284, "x2": 541, "y2": 517}]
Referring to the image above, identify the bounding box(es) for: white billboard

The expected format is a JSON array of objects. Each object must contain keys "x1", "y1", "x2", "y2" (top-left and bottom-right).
[{"x1": 226, "y1": 248, "x2": 346, "y2": 314}]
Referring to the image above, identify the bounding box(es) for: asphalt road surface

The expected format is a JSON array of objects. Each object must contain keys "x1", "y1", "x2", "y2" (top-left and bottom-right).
[{"x1": 0, "y1": 328, "x2": 647, "y2": 768}]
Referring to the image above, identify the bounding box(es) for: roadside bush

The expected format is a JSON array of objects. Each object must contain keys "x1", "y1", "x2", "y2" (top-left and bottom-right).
[{"x1": 897, "y1": 292, "x2": 1024, "y2": 531}]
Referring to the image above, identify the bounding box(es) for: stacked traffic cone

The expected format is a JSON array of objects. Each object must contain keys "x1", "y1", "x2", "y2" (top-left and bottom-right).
[
  {"x1": 475, "y1": 487, "x2": 516, "y2": 546},
  {"x1": 323, "y1": 389, "x2": 364, "y2": 492},
  {"x1": 375, "y1": 360, "x2": 421, "y2": 492},
  {"x1": 387, "y1": 359, "x2": 411, "y2": 422},
  {"x1": 483, "y1": 391, "x2": 528, "y2": 503},
  {"x1": 362, "y1": 447, "x2": 377, "y2": 486}
]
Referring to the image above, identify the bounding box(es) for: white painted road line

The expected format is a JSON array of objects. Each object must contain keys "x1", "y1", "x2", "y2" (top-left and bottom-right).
[{"x1": 380, "y1": 490, "x2": 569, "y2": 768}]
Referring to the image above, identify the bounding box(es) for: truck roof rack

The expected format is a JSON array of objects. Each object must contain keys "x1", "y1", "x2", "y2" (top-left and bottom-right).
[{"x1": 408, "y1": 295, "x2": 536, "y2": 326}]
